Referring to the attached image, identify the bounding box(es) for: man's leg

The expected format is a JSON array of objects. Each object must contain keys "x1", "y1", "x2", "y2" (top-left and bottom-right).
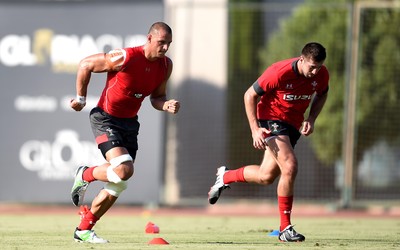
[
  {"x1": 76, "y1": 189, "x2": 117, "y2": 234},
  {"x1": 266, "y1": 135, "x2": 305, "y2": 242},
  {"x1": 85, "y1": 147, "x2": 134, "y2": 216},
  {"x1": 208, "y1": 149, "x2": 280, "y2": 204},
  {"x1": 71, "y1": 161, "x2": 113, "y2": 207},
  {"x1": 242, "y1": 149, "x2": 281, "y2": 185},
  {"x1": 74, "y1": 147, "x2": 134, "y2": 243}
]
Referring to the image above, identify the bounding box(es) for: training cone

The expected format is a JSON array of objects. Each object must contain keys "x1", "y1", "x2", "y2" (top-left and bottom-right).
[
  {"x1": 145, "y1": 222, "x2": 160, "y2": 234},
  {"x1": 268, "y1": 230, "x2": 280, "y2": 236},
  {"x1": 148, "y1": 237, "x2": 169, "y2": 245}
]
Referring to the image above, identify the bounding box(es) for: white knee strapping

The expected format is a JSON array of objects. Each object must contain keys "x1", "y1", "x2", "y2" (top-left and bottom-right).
[
  {"x1": 107, "y1": 154, "x2": 133, "y2": 183},
  {"x1": 104, "y1": 154, "x2": 132, "y2": 197},
  {"x1": 104, "y1": 181, "x2": 127, "y2": 197},
  {"x1": 106, "y1": 167, "x2": 122, "y2": 183},
  {"x1": 109, "y1": 154, "x2": 133, "y2": 168}
]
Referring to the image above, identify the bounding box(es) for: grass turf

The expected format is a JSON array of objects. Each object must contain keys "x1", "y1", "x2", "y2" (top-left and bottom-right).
[{"x1": 0, "y1": 213, "x2": 398, "y2": 250}]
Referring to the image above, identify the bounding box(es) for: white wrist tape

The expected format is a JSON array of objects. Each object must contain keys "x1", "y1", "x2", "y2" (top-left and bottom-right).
[{"x1": 76, "y1": 95, "x2": 86, "y2": 105}]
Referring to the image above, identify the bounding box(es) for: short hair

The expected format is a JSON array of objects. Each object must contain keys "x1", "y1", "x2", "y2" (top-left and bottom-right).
[
  {"x1": 301, "y1": 42, "x2": 326, "y2": 62},
  {"x1": 148, "y1": 22, "x2": 172, "y2": 36}
]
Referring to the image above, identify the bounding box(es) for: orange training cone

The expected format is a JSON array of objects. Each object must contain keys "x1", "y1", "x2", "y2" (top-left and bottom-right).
[
  {"x1": 148, "y1": 237, "x2": 169, "y2": 245},
  {"x1": 145, "y1": 222, "x2": 160, "y2": 234}
]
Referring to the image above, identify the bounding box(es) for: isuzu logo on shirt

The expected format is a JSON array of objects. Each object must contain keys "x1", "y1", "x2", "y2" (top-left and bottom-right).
[{"x1": 283, "y1": 94, "x2": 312, "y2": 101}]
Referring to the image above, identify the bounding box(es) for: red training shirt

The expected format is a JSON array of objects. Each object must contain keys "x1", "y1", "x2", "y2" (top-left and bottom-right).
[
  {"x1": 254, "y1": 57, "x2": 329, "y2": 130},
  {"x1": 97, "y1": 45, "x2": 170, "y2": 118}
]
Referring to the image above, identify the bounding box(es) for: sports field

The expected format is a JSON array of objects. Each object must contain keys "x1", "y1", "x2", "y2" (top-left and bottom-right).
[{"x1": 0, "y1": 205, "x2": 398, "y2": 250}]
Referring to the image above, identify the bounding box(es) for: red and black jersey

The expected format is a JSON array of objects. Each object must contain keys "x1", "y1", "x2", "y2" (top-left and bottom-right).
[
  {"x1": 97, "y1": 46, "x2": 170, "y2": 118},
  {"x1": 254, "y1": 57, "x2": 329, "y2": 130}
]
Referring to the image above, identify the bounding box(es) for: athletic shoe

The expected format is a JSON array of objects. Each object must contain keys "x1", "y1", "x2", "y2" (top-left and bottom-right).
[
  {"x1": 71, "y1": 166, "x2": 89, "y2": 207},
  {"x1": 208, "y1": 166, "x2": 230, "y2": 205},
  {"x1": 278, "y1": 225, "x2": 305, "y2": 242},
  {"x1": 74, "y1": 228, "x2": 108, "y2": 243}
]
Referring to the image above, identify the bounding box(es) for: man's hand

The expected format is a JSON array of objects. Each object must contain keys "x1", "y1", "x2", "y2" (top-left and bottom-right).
[
  {"x1": 301, "y1": 120, "x2": 314, "y2": 136},
  {"x1": 252, "y1": 127, "x2": 271, "y2": 150},
  {"x1": 163, "y1": 99, "x2": 180, "y2": 114},
  {"x1": 70, "y1": 97, "x2": 86, "y2": 111}
]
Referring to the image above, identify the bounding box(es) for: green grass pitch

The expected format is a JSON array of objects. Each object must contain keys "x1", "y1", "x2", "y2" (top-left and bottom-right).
[{"x1": 0, "y1": 211, "x2": 398, "y2": 250}]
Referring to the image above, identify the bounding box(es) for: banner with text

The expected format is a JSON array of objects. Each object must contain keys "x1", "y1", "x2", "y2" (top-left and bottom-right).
[{"x1": 0, "y1": 1, "x2": 165, "y2": 204}]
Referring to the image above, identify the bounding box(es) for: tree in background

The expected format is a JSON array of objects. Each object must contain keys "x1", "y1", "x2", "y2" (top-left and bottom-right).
[{"x1": 356, "y1": 7, "x2": 400, "y2": 160}]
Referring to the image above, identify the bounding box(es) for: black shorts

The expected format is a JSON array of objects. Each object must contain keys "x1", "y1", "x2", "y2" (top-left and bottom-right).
[
  {"x1": 258, "y1": 120, "x2": 301, "y2": 148},
  {"x1": 89, "y1": 107, "x2": 140, "y2": 159}
]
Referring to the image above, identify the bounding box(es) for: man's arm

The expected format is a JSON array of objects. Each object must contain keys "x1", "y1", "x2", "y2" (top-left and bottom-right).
[
  {"x1": 70, "y1": 50, "x2": 125, "y2": 111},
  {"x1": 150, "y1": 58, "x2": 180, "y2": 114},
  {"x1": 301, "y1": 91, "x2": 328, "y2": 136},
  {"x1": 244, "y1": 85, "x2": 269, "y2": 149}
]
